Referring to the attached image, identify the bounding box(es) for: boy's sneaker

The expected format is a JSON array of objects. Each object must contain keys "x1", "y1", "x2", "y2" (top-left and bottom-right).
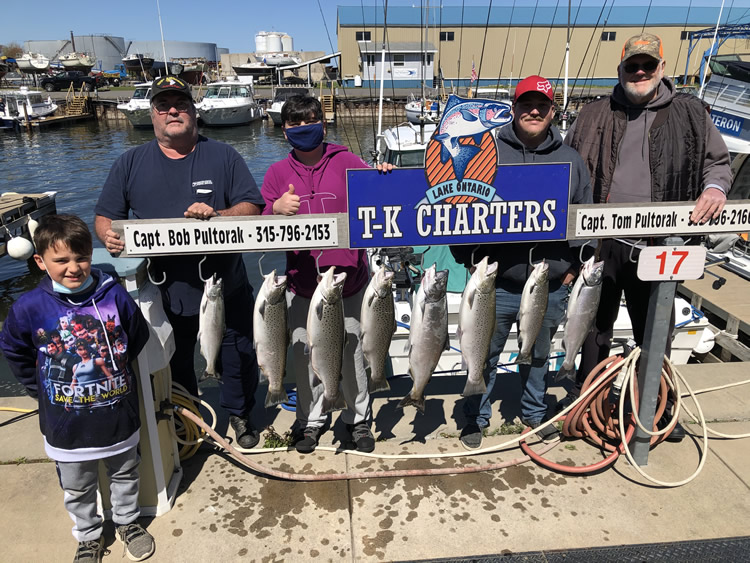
[
  {"x1": 521, "y1": 418, "x2": 560, "y2": 441},
  {"x1": 459, "y1": 424, "x2": 484, "y2": 450},
  {"x1": 116, "y1": 522, "x2": 155, "y2": 562},
  {"x1": 229, "y1": 415, "x2": 260, "y2": 449},
  {"x1": 73, "y1": 539, "x2": 105, "y2": 563},
  {"x1": 348, "y1": 422, "x2": 375, "y2": 452},
  {"x1": 295, "y1": 425, "x2": 323, "y2": 454}
]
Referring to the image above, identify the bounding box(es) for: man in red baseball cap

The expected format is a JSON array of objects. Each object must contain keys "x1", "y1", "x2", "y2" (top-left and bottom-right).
[{"x1": 450, "y1": 74, "x2": 593, "y2": 449}]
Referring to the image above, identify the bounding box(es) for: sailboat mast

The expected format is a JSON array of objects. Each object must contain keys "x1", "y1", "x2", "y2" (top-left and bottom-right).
[
  {"x1": 563, "y1": 0, "x2": 570, "y2": 130},
  {"x1": 699, "y1": 0, "x2": 725, "y2": 99},
  {"x1": 157, "y1": 0, "x2": 169, "y2": 76},
  {"x1": 376, "y1": 2, "x2": 389, "y2": 163}
]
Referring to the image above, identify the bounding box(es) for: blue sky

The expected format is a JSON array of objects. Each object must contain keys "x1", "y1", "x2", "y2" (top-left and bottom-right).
[{"x1": 1, "y1": 1, "x2": 746, "y2": 55}]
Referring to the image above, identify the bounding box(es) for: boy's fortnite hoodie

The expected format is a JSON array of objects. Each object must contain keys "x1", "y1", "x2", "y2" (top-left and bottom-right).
[
  {"x1": 261, "y1": 143, "x2": 370, "y2": 298},
  {"x1": 0, "y1": 268, "x2": 149, "y2": 461}
]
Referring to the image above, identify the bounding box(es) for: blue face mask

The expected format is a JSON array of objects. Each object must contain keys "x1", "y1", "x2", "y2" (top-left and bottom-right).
[
  {"x1": 52, "y1": 275, "x2": 94, "y2": 295},
  {"x1": 285, "y1": 122, "x2": 324, "y2": 152}
]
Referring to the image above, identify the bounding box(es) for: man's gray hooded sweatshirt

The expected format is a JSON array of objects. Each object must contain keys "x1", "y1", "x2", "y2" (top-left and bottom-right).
[{"x1": 450, "y1": 122, "x2": 593, "y2": 290}]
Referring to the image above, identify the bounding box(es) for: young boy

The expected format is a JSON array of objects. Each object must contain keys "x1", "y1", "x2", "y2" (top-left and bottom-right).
[
  {"x1": 0, "y1": 214, "x2": 154, "y2": 563},
  {"x1": 261, "y1": 95, "x2": 391, "y2": 454}
]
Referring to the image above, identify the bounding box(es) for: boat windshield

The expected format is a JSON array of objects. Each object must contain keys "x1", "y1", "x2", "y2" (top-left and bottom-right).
[
  {"x1": 204, "y1": 85, "x2": 251, "y2": 98},
  {"x1": 384, "y1": 149, "x2": 425, "y2": 168},
  {"x1": 132, "y1": 87, "x2": 151, "y2": 100},
  {"x1": 28, "y1": 94, "x2": 43, "y2": 104}
]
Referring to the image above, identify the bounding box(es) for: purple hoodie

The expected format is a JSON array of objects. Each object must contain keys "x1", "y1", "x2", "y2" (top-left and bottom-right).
[{"x1": 261, "y1": 143, "x2": 370, "y2": 298}]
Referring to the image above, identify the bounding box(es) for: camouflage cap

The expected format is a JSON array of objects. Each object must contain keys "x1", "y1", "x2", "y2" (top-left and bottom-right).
[{"x1": 621, "y1": 33, "x2": 663, "y2": 62}]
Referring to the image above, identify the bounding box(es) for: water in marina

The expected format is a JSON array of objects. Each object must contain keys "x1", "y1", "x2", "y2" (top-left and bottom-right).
[{"x1": 0, "y1": 116, "x2": 389, "y2": 394}]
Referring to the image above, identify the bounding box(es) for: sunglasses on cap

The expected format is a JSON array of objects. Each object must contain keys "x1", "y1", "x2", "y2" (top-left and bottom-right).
[{"x1": 623, "y1": 60, "x2": 659, "y2": 74}]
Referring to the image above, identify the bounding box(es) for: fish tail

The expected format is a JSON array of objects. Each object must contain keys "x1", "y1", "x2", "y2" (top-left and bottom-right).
[
  {"x1": 516, "y1": 352, "x2": 532, "y2": 365},
  {"x1": 199, "y1": 369, "x2": 222, "y2": 382},
  {"x1": 461, "y1": 375, "x2": 487, "y2": 397},
  {"x1": 322, "y1": 392, "x2": 347, "y2": 414},
  {"x1": 398, "y1": 393, "x2": 426, "y2": 414},
  {"x1": 368, "y1": 373, "x2": 391, "y2": 393},
  {"x1": 264, "y1": 387, "x2": 289, "y2": 408},
  {"x1": 554, "y1": 364, "x2": 576, "y2": 383}
]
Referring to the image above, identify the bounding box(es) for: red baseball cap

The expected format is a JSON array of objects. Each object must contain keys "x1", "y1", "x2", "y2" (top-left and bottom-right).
[{"x1": 513, "y1": 75, "x2": 554, "y2": 103}]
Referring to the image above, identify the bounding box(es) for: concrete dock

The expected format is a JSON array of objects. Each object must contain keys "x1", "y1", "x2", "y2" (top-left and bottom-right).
[{"x1": 2, "y1": 361, "x2": 749, "y2": 562}]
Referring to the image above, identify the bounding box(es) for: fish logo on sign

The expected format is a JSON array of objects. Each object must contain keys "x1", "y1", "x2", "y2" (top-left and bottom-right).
[{"x1": 423, "y1": 95, "x2": 512, "y2": 205}]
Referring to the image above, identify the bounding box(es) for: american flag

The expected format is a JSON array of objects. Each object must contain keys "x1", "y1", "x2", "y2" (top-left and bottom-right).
[{"x1": 470, "y1": 60, "x2": 477, "y2": 83}]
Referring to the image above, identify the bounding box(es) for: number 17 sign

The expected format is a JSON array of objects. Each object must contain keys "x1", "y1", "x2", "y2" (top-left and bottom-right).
[{"x1": 637, "y1": 246, "x2": 707, "y2": 281}]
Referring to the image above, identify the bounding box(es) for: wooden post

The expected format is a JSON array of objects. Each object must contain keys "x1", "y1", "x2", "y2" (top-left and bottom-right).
[{"x1": 22, "y1": 102, "x2": 31, "y2": 133}]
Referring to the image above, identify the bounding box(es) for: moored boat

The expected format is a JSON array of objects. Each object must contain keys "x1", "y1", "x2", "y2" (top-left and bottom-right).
[
  {"x1": 116, "y1": 82, "x2": 153, "y2": 127},
  {"x1": 266, "y1": 87, "x2": 311, "y2": 126},
  {"x1": 196, "y1": 81, "x2": 264, "y2": 126},
  {"x1": 0, "y1": 87, "x2": 58, "y2": 123},
  {"x1": 702, "y1": 56, "x2": 750, "y2": 155}
]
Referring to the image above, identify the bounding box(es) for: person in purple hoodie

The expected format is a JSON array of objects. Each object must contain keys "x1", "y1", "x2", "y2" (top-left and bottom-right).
[{"x1": 261, "y1": 95, "x2": 392, "y2": 454}]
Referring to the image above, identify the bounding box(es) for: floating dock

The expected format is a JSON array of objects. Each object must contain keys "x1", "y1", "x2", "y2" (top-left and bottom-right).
[{"x1": 0, "y1": 192, "x2": 57, "y2": 257}]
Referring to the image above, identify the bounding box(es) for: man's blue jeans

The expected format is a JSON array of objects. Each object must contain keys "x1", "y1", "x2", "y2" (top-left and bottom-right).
[{"x1": 464, "y1": 282, "x2": 568, "y2": 428}]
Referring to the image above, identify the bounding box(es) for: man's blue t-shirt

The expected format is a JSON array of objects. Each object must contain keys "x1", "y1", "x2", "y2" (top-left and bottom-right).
[{"x1": 96, "y1": 136, "x2": 265, "y2": 316}]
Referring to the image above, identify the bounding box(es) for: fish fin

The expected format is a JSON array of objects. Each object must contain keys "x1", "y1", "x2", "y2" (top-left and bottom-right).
[
  {"x1": 459, "y1": 109, "x2": 478, "y2": 121},
  {"x1": 453, "y1": 144, "x2": 482, "y2": 181},
  {"x1": 434, "y1": 132, "x2": 449, "y2": 142},
  {"x1": 444, "y1": 333, "x2": 451, "y2": 351},
  {"x1": 304, "y1": 342, "x2": 311, "y2": 355},
  {"x1": 439, "y1": 141, "x2": 452, "y2": 164},
  {"x1": 367, "y1": 292, "x2": 376, "y2": 307},
  {"x1": 264, "y1": 387, "x2": 289, "y2": 408},
  {"x1": 392, "y1": 317, "x2": 397, "y2": 335},
  {"x1": 257, "y1": 366, "x2": 268, "y2": 383},
  {"x1": 315, "y1": 299, "x2": 324, "y2": 320},
  {"x1": 368, "y1": 374, "x2": 391, "y2": 393},
  {"x1": 322, "y1": 392, "x2": 347, "y2": 414},
  {"x1": 258, "y1": 300, "x2": 266, "y2": 318},
  {"x1": 456, "y1": 325, "x2": 463, "y2": 341},
  {"x1": 398, "y1": 393, "x2": 426, "y2": 414},
  {"x1": 461, "y1": 376, "x2": 487, "y2": 397},
  {"x1": 311, "y1": 371, "x2": 322, "y2": 387},
  {"x1": 473, "y1": 133, "x2": 484, "y2": 145}
]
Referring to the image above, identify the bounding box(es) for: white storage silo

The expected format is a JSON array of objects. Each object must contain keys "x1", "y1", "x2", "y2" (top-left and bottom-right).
[
  {"x1": 266, "y1": 32, "x2": 283, "y2": 53},
  {"x1": 255, "y1": 32, "x2": 268, "y2": 54},
  {"x1": 281, "y1": 34, "x2": 294, "y2": 52}
]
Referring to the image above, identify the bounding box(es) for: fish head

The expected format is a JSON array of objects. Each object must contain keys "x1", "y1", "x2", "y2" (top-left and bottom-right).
[
  {"x1": 473, "y1": 256, "x2": 499, "y2": 293},
  {"x1": 262, "y1": 269, "x2": 287, "y2": 304},
  {"x1": 479, "y1": 103, "x2": 513, "y2": 128},
  {"x1": 205, "y1": 274, "x2": 223, "y2": 300},
  {"x1": 583, "y1": 259, "x2": 605, "y2": 287},
  {"x1": 319, "y1": 267, "x2": 346, "y2": 303},
  {"x1": 373, "y1": 265, "x2": 395, "y2": 299}
]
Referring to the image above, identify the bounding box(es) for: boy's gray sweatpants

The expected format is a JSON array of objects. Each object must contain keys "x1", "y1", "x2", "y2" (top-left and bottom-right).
[{"x1": 56, "y1": 446, "x2": 141, "y2": 542}]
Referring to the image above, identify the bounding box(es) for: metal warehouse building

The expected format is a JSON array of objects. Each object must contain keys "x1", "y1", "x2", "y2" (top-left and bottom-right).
[{"x1": 336, "y1": 2, "x2": 750, "y2": 90}]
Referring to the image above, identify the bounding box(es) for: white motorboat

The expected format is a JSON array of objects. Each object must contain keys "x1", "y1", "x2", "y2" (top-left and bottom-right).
[
  {"x1": 701, "y1": 56, "x2": 750, "y2": 156},
  {"x1": 378, "y1": 121, "x2": 437, "y2": 167},
  {"x1": 16, "y1": 53, "x2": 50, "y2": 74},
  {"x1": 405, "y1": 93, "x2": 444, "y2": 124},
  {"x1": 266, "y1": 87, "x2": 311, "y2": 126},
  {"x1": 195, "y1": 81, "x2": 264, "y2": 126},
  {"x1": 116, "y1": 82, "x2": 153, "y2": 127},
  {"x1": 60, "y1": 52, "x2": 95, "y2": 71},
  {"x1": 0, "y1": 87, "x2": 58, "y2": 123}
]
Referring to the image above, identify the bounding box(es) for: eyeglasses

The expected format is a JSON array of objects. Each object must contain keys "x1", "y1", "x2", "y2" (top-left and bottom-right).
[
  {"x1": 152, "y1": 99, "x2": 192, "y2": 114},
  {"x1": 623, "y1": 60, "x2": 659, "y2": 74}
]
